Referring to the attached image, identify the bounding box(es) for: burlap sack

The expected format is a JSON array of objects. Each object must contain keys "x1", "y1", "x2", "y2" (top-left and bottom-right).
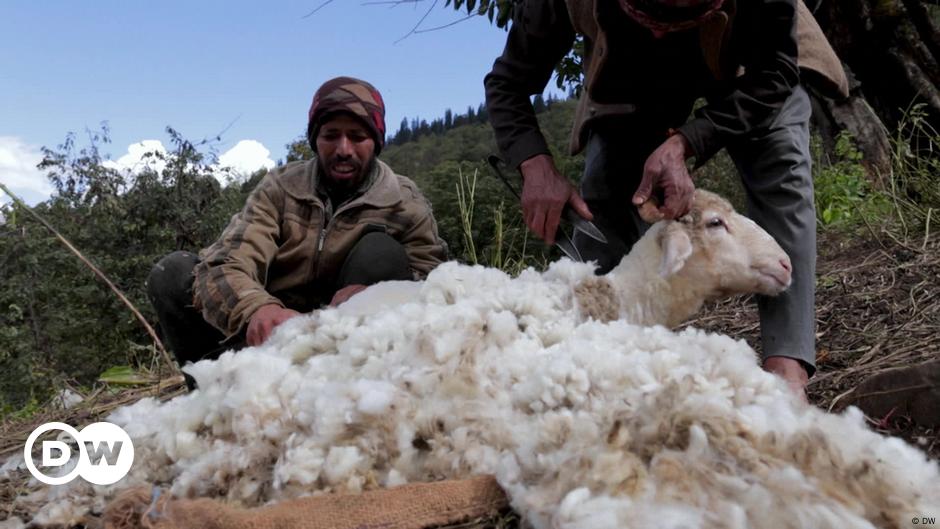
[{"x1": 103, "y1": 475, "x2": 510, "y2": 529}]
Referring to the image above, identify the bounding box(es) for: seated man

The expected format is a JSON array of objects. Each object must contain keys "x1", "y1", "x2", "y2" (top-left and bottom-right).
[{"x1": 148, "y1": 76, "x2": 447, "y2": 387}]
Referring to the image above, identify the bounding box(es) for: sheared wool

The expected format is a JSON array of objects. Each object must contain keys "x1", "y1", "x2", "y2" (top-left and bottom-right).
[
  {"x1": 21, "y1": 262, "x2": 939, "y2": 528},
  {"x1": 15, "y1": 192, "x2": 938, "y2": 527}
]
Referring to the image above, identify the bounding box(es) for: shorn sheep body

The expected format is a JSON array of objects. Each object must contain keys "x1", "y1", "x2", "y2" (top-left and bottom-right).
[{"x1": 9, "y1": 191, "x2": 937, "y2": 528}]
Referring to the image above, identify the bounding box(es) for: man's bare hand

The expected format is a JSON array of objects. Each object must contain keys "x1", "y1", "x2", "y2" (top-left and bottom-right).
[
  {"x1": 330, "y1": 284, "x2": 368, "y2": 307},
  {"x1": 246, "y1": 304, "x2": 301, "y2": 346},
  {"x1": 632, "y1": 133, "x2": 695, "y2": 219},
  {"x1": 763, "y1": 356, "x2": 810, "y2": 403},
  {"x1": 519, "y1": 154, "x2": 593, "y2": 245}
]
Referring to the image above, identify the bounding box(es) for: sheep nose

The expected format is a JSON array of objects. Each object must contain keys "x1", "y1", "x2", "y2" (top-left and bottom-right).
[{"x1": 779, "y1": 259, "x2": 791, "y2": 273}]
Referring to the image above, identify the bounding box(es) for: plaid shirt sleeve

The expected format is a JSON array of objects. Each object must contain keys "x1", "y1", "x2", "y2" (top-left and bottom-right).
[{"x1": 193, "y1": 174, "x2": 285, "y2": 337}]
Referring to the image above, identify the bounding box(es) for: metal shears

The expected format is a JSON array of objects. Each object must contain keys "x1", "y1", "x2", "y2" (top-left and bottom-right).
[{"x1": 487, "y1": 155, "x2": 607, "y2": 262}]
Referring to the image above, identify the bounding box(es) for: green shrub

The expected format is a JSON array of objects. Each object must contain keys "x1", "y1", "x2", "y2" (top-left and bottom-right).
[{"x1": 813, "y1": 131, "x2": 889, "y2": 228}]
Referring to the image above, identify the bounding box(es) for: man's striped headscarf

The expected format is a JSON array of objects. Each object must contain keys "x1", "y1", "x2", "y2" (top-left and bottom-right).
[
  {"x1": 308, "y1": 76, "x2": 386, "y2": 154},
  {"x1": 619, "y1": 0, "x2": 725, "y2": 32}
]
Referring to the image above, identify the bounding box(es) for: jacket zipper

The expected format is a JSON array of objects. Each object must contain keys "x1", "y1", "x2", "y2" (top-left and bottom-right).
[
  {"x1": 310, "y1": 193, "x2": 366, "y2": 298},
  {"x1": 317, "y1": 223, "x2": 328, "y2": 252},
  {"x1": 313, "y1": 208, "x2": 328, "y2": 278}
]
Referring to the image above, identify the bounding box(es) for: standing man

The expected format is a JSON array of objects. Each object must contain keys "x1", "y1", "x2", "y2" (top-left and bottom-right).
[
  {"x1": 484, "y1": 0, "x2": 849, "y2": 397},
  {"x1": 149, "y1": 76, "x2": 447, "y2": 387}
]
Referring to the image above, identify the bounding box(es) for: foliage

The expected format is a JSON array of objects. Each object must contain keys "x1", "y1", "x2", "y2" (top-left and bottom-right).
[
  {"x1": 886, "y1": 103, "x2": 940, "y2": 238},
  {"x1": 689, "y1": 129, "x2": 898, "y2": 234},
  {"x1": 442, "y1": 0, "x2": 585, "y2": 94},
  {"x1": 0, "y1": 127, "x2": 257, "y2": 409},
  {"x1": 455, "y1": 169, "x2": 545, "y2": 274},
  {"x1": 690, "y1": 150, "x2": 747, "y2": 213},
  {"x1": 378, "y1": 99, "x2": 580, "y2": 265},
  {"x1": 388, "y1": 95, "x2": 564, "y2": 147},
  {"x1": 98, "y1": 365, "x2": 153, "y2": 386},
  {"x1": 455, "y1": 169, "x2": 479, "y2": 263},
  {"x1": 813, "y1": 131, "x2": 889, "y2": 228},
  {"x1": 555, "y1": 37, "x2": 585, "y2": 97},
  {"x1": 445, "y1": 0, "x2": 513, "y2": 27},
  {"x1": 809, "y1": 103, "x2": 939, "y2": 237}
]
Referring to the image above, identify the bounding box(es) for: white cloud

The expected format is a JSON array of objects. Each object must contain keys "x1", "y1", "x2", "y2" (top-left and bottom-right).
[
  {"x1": 102, "y1": 139, "x2": 274, "y2": 186},
  {"x1": 102, "y1": 140, "x2": 169, "y2": 175},
  {"x1": 0, "y1": 136, "x2": 51, "y2": 207},
  {"x1": 216, "y1": 140, "x2": 275, "y2": 182},
  {"x1": 0, "y1": 138, "x2": 275, "y2": 214}
]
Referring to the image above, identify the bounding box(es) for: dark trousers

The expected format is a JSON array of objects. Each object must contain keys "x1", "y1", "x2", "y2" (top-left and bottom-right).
[
  {"x1": 147, "y1": 232, "x2": 412, "y2": 387},
  {"x1": 574, "y1": 86, "x2": 816, "y2": 373}
]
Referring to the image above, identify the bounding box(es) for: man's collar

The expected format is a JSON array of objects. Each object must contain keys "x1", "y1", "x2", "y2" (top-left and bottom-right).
[{"x1": 276, "y1": 157, "x2": 401, "y2": 209}]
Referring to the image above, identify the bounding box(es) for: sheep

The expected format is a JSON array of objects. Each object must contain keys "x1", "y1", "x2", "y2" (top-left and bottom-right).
[
  {"x1": 339, "y1": 189, "x2": 793, "y2": 329},
  {"x1": 11, "y1": 190, "x2": 938, "y2": 528}
]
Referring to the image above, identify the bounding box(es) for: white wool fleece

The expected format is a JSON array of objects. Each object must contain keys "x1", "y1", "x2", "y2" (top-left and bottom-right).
[{"x1": 19, "y1": 260, "x2": 939, "y2": 529}]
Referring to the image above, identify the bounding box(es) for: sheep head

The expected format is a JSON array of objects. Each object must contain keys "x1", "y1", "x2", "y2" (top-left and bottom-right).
[{"x1": 657, "y1": 189, "x2": 792, "y2": 300}]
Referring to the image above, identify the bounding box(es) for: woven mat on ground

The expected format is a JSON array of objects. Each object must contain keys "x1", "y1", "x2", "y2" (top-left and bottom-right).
[{"x1": 103, "y1": 475, "x2": 509, "y2": 529}]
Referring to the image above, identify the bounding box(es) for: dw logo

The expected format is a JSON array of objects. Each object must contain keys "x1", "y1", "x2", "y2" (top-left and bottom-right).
[{"x1": 24, "y1": 422, "x2": 134, "y2": 485}]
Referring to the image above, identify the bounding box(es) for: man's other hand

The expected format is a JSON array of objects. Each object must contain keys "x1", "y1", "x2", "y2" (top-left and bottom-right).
[
  {"x1": 763, "y1": 356, "x2": 810, "y2": 404},
  {"x1": 519, "y1": 154, "x2": 593, "y2": 245},
  {"x1": 330, "y1": 284, "x2": 368, "y2": 307},
  {"x1": 246, "y1": 304, "x2": 301, "y2": 346},
  {"x1": 632, "y1": 133, "x2": 695, "y2": 219}
]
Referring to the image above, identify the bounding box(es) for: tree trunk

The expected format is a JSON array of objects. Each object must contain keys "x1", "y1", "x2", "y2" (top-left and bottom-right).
[
  {"x1": 812, "y1": 0, "x2": 940, "y2": 177},
  {"x1": 809, "y1": 72, "x2": 894, "y2": 182}
]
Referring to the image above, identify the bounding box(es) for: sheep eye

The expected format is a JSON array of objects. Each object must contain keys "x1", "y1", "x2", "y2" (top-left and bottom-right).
[{"x1": 707, "y1": 217, "x2": 725, "y2": 229}]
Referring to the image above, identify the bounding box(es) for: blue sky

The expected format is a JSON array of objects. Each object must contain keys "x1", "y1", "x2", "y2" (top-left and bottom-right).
[{"x1": 1, "y1": 0, "x2": 528, "y2": 204}]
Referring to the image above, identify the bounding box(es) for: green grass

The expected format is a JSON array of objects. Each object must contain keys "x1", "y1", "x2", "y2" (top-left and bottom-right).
[
  {"x1": 455, "y1": 168, "x2": 546, "y2": 275},
  {"x1": 1, "y1": 396, "x2": 44, "y2": 420},
  {"x1": 885, "y1": 103, "x2": 940, "y2": 241}
]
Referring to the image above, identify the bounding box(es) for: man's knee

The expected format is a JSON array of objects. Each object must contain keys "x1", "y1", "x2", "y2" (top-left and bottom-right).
[
  {"x1": 147, "y1": 250, "x2": 199, "y2": 311},
  {"x1": 338, "y1": 232, "x2": 411, "y2": 287}
]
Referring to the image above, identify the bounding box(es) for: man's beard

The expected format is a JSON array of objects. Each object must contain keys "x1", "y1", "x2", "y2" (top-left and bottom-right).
[{"x1": 319, "y1": 155, "x2": 377, "y2": 200}]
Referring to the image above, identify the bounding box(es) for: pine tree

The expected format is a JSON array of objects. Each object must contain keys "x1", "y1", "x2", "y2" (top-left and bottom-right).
[
  {"x1": 394, "y1": 117, "x2": 411, "y2": 145},
  {"x1": 444, "y1": 109, "x2": 453, "y2": 130}
]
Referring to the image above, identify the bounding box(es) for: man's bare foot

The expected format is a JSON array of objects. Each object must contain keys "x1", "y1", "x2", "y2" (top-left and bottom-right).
[{"x1": 763, "y1": 356, "x2": 809, "y2": 403}]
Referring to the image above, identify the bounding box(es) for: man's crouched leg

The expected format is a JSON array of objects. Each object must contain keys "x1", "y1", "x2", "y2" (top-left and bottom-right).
[
  {"x1": 337, "y1": 231, "x2": 412, "y2": 288},
  {"x1": 147, "y1": 251, "x2": 235, "y2": 390}
]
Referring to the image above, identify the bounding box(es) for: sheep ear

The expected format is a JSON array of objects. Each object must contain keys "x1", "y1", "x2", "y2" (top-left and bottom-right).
[{"x1": 659, "y1": 224, "x2": 693, "y2": 277}]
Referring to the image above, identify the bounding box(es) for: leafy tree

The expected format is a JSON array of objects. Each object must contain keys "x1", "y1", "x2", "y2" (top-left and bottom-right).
[
  {"x1": 0, "y1": 127, "x2": 253, "y2": 409},
  {"x1": 285, "y1": 135, "x2": 314, "y2": 162}
]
